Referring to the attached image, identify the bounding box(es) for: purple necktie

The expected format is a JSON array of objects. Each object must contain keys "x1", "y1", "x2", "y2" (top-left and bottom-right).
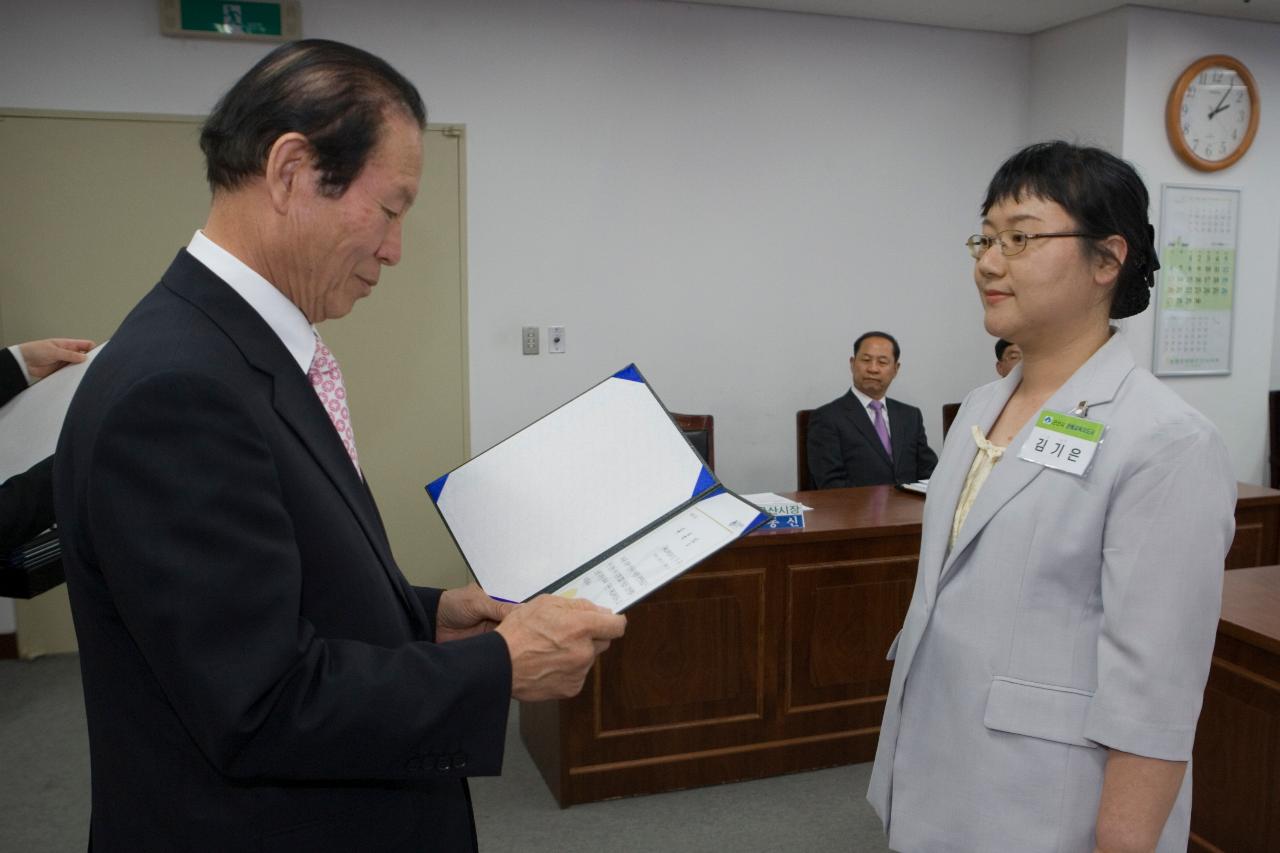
[{"x1": 869, "y1": 400, "x2": 892, "y2": 458}]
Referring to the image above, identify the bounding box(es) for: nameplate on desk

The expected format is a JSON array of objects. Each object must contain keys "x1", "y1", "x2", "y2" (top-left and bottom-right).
[{"x1": 742, "y1": 493, "x2": 809, "y2": 532}]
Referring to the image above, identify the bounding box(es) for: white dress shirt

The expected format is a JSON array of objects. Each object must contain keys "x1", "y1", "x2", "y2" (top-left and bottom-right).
[{"x1": 186, "y1": 230, "x2": 316, "y2": 374}]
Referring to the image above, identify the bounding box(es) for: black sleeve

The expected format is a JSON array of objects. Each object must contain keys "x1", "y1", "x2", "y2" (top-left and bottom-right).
[
  {"x1": 414, "y1": 586, "x2": 445, "y2": 641},
  {"x1": 0, "y1": 456, "x2": 55, "y2": 553},
  {"x1": 0, "y1": 349, "x2": 27, "y2": 409},
  {"x1": 807, "y1": 408, "x2": 850, "y2": 489}
]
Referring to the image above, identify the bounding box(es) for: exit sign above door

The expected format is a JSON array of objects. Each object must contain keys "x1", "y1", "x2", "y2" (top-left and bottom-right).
[{"x1": 159, "y1": 0, "x2": 301, "y2": 42}]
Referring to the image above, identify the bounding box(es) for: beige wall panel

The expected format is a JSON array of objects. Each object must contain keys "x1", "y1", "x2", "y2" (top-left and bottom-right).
[{"x1": 321, "y1": 126, "x2": 472, "y2": 590}]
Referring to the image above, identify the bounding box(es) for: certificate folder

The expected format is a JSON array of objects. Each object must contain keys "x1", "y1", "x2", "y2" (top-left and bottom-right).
[{"x1": 425, "y1": 364, "x2": 768, "y2": 611}]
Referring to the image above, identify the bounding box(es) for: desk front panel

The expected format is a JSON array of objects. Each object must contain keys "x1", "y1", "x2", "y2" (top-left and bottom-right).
[
  {"x1": 520, "y1": 486, "x2": 922, "y2": 806},
  {"x1": 1191, "y1": 565, "x2": 1280, "y2": 853}
]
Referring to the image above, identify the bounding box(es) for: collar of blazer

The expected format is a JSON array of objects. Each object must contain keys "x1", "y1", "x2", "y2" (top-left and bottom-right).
[
  {"x1": 843, "y1": 389, "x2": 898, "y2": 465},
  {"x1": 921, "y1": 332, "x2": 1136, "y2": 607},
  {"x1": 160, "y1": 250, "x2": 423, "y2": 628}
]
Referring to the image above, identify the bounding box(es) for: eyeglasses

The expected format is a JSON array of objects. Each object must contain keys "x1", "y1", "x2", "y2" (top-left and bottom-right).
[{"x1": 965, "y1": 230, "x2": 1099, "y2": 259}]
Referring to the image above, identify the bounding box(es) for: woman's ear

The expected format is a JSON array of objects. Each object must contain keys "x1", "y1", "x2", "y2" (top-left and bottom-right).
[{"x1": 1093, "y1": 234, "x2": 1129, "y2": 288}]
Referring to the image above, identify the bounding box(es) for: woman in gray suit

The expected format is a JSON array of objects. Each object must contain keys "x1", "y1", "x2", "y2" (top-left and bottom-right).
[{"x1": 868, "y1": 142, "x2": 1236, "y2": 852}]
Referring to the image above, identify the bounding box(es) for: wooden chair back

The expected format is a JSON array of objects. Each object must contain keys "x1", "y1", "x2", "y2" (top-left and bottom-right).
[
  {"x1": 796, "y1": 409, "x2": 815, "y2": 491},
  {"x1": 941, "y1": 402, "x2": 961, "y2": 440},
  {"x1": 672, "y1": 412, "x2": 715, "y2": 471}
]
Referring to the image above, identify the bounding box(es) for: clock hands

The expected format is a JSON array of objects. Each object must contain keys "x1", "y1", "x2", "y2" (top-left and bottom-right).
[{"x1": 1207, "y1": 82, "x2": 1234, "y2": 120}]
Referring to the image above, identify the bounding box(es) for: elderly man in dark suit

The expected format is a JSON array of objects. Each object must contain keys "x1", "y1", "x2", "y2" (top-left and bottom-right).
[
  {"x1": 807, "y1": 330, "x2": 937, "y2": 488},
  {"x1": 55, "y1": 40, "x2": 624, "y2": 853}
]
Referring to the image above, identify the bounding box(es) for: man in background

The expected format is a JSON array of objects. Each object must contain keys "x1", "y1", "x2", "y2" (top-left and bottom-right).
[
  {"x1": 56, "y1": 40, "x2": 623, "y2": 853},
  {"x1": 995, "y1": 338, "x2": 1022, "y2": 377},
  {"x1": 807, "y1": 330, "x2": 937, "y2": 488}
]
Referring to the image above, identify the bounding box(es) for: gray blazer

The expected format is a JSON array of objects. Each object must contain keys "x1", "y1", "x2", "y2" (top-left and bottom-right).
[{"x1": 867, "y1": 334, "x2": 1235, "y2": 852}]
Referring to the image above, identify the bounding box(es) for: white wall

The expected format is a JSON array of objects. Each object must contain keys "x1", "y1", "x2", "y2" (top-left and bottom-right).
[
  {"x1": 0, "y1": 0, "x2": 1024, "y2": 496},
  {"x1": 456, "y1": 1, "x2": 1027, "y2": 493},
  {"x1": 1118, "y1": 7, "x2": 1280, "y2": 483},
  {"x1": 1029, "y1": 9, "x2": 1128, "y2": 151}
]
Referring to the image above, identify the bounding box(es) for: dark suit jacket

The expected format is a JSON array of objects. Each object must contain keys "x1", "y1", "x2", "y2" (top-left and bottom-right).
[
  {"x1": 806, "y1": 390, "x2": 937, "y2": 488},
  {"x1": 55, "y1": 251, "x2": 512, "y2": 853},
  {"x1": 1, "y1": 348, "x2": 56, "y2": 553}
]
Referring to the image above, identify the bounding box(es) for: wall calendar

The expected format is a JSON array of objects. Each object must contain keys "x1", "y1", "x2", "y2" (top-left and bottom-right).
[{"x1": 1153, "y1": 184, "x2": 1240, "y2": 376}]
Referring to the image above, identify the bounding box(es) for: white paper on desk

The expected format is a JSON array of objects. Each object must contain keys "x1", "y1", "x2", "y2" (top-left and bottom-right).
[
  {"x1": 0, "y1": 343, "x2": 106, "y2": 481},
  {"x1": 429, "y1": 367, "x2": 719, "y2": 603},
  {"x1": 551, "y1": 491, "x2": 761, "y2": 612},
  {"x1": 742, "y1": 492, "x2": 813, "y2": 513}
]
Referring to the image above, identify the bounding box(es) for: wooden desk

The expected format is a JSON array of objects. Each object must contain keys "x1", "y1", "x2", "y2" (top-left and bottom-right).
[
  {"x1": 1191, "y1": 565, "x2": 1280, "y2": 853},
  {"x1": 1229, "y1": 483, "x2": 1280, "y2": 569},
  {"x1": 522, "y1": 483, "x2": 1280, "y2": 807}
]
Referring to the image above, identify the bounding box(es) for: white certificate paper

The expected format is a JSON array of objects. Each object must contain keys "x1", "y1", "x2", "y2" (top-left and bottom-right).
[
  {"x1": 0, "y1": 343, "x2": 106, "y2": 481},
  {"x1": 426, "y1": 365, "x2": 768, "y2": 606},
  {"x1": 551, "y1": 491, "x2": 761, "y2": 612}
]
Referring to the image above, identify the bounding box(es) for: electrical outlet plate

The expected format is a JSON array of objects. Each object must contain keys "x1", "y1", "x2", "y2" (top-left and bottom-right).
[
  {"x1": 522, "y1": 326, "x2": 539, "y2": 355},
  {"x1": 548, "y1": 325, "x2": 566, "y2": 354}
]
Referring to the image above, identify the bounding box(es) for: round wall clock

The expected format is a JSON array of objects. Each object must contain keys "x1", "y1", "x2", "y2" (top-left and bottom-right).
[{"x1": 1166, "y1": 54, "x2": 1260, "y2": 172}]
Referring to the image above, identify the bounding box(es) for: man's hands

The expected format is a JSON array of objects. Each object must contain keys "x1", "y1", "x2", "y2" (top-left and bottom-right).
[
  {"x1": 18, "y1": 338, "x2": 94, "y2": 380},
  {"x1": 495, "y1": 595, "x2": 626, "y2": 702},
  {"x1": 436, "y1": 585, "x2": 627, "y2": 701},
  {"x1": 436, "y1": 583, "x2": 514, "y2": 642}
]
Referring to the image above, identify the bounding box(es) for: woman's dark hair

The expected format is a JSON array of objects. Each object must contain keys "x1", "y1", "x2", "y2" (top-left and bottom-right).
[
  {"x1": 200, "y1": 39, "x2": 427, "y2": 198},
  {"x1": 980, "y1": 141, "x2": 1160, "y2": 320}
]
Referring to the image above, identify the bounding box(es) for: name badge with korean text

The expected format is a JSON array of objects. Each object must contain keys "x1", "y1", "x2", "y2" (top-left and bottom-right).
[{"x1": 1017, "y1": 409, "x2": 1105, "y2": 476}]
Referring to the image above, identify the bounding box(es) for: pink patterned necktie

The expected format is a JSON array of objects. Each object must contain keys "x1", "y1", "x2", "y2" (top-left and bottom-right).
[
  {"x1": 308, "y1": 335, "x2": 361, "y2": 477},
  {"x1": 869, "y1": 399, "x2": 892, "y2": 458}
]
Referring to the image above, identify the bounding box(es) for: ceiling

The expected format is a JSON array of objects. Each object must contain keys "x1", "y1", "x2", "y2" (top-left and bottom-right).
[{"x1": 675, "y1": 1, "x2": 1280, "y2": 35}]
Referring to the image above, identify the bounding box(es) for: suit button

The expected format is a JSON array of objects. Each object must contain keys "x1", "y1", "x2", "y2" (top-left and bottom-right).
[
  {"x1": 452, "y1": 753, "x2": 467, "y2": 769},
  {"x1": 405, "y1": 756, "x2": 423, "y2": 772},
  {"x1": 436, "y1": 756, "x2": 452, "y2": 771}
]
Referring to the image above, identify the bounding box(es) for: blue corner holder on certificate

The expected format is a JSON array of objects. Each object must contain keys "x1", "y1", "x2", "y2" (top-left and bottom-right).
[{"x1": 425, "y1": 364, "x2": 769, "y2": 612}]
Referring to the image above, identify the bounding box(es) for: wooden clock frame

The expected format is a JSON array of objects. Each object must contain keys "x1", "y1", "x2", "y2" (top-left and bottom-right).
[{"x1": 1166, "y1": 54, "x2": 1260, "y2": 172}]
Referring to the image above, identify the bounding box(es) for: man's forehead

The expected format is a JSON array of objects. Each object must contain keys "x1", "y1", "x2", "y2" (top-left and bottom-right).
[
  {"x1": 858, "y1": 337, "x2": 894, "y2": 354},
  {"x1": 372, "y1": 119, "x2": 424, "y2": 201}
]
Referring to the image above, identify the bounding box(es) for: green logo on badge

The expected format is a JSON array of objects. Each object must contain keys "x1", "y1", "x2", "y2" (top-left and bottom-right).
[{"x1": 1036, "y1": 409, "x2": 1104, "y2": 442}]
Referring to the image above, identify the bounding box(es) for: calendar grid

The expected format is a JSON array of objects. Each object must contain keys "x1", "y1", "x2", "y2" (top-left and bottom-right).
[{"x1": 1153, "y1": 184, "x2": 1239, "y2": 376}]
